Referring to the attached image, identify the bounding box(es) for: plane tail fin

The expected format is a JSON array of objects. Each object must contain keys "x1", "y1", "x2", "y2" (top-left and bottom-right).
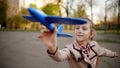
[
  {"x1": 57, "y1": 25, "x2": 63, "y2": 34},
  {"x1": 57, "y1": 25, "x2": 72, "y2": 38}
]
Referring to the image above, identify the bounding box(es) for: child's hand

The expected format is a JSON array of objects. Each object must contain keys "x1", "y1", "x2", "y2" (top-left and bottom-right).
[
  {"x1": 114, "y1": 52, "x2": 119, "y2": 57},
  {"x1": 38, "y1": 27, "x2": 57, "y2": 53}
]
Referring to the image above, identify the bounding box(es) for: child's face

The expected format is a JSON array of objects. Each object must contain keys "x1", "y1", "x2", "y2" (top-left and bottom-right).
[{"x1": 74, "y1": 22, "x2": 91, "y2": 42}]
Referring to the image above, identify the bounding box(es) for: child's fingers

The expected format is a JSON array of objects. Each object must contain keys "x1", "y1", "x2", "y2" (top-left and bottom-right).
[
  {"x1": 38, "y1": 26, "x2": 57, "y2": 39},
  {"x1": 41, "y1": 26, "x2": 57, "y2": 33},
  {"x1": 40, "y1": 29, "x2": 50, "y2": 33},
  {"x1": 54, "y1": 26, "x2": 57, "y2": 33},
  {"x1": 38, "y1": 29, "x2": 48, "y2": 39},
  {"x1": 38, "y1": 33, "x2": 43, "y2": 39},
  {"x1": 114, "y1": 52, "x2": 119, "y2": 57},
  {"x1": 53, "y1": 26, "x2": 57, "y2": 35}
]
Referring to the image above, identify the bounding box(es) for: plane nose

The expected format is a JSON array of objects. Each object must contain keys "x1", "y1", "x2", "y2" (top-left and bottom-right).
[
  {"x1": 28, "y1": 7, "x2": 47, "y2": 17},
  {"x1": 28, "y1": 7, "x2": 35, "y2": 14}
]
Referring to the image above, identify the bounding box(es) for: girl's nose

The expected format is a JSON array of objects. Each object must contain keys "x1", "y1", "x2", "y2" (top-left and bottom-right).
[{"x1": 78, "y1": 28, "x2": 83, "y2": 32}]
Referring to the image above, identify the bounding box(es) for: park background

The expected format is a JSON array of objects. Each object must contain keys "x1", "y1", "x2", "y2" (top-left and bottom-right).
[
  {"x1": 0, "y1": 0, "x2": 120, "y2": 68},
  {"x1": 0, "y1": 0, "x2": 120, "y2": 33}
]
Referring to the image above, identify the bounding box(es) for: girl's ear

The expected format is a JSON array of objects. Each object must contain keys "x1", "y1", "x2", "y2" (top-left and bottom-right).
[{"x1": 90, "y1": 29, "x2": 95, "y2": 40}]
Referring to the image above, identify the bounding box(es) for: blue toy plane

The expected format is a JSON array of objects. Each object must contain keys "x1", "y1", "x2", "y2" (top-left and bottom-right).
[{"x1": 23, "y1": 7, "x2": 86, "y2": 38}]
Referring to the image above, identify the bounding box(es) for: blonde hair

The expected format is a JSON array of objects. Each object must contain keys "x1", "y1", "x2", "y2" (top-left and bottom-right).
[
  {"x1": 81, "y1": 17, "x2": 94, "y2": 29},
  {"x1": 83, "y1": 18, "x2": 95, "y2": 40}
]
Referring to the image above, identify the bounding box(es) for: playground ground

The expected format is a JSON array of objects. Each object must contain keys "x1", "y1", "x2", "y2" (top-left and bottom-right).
[{"x1": 0, "y1": 31, "x2": 120, "y2": 68}]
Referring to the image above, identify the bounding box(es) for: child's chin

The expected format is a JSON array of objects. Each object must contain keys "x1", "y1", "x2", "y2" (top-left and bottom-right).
[{"x1": 76, "y1": 38, "x2": 84, "y2": 42}]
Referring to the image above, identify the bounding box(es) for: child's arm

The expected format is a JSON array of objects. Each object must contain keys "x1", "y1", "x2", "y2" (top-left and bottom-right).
[
  {"x1": 38, "y1": 27, "x2": 70, "y2": 61},
  {"x1": 38, "y1": 27, "x2": 57, "y2": 54},
  {"x1": 93, "y1": 41, "x2": 118, "y2": 58}
]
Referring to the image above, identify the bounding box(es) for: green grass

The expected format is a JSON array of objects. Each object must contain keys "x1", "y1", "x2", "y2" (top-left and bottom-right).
[
  {"x1": 96, "y1": 38, "x2": 120, "y2": 43},
  {"x1": 0, "y1": 29, "x2": 40, "y2": 32},
  {"x1": 96, "y1": 30, "x2": 120, "y2": 35}
]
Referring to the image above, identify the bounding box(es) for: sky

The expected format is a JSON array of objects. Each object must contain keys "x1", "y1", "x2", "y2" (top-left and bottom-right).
[
  {"x1": 86, "y1": 0, "x2": 105, "y2": 24},
  {"x1": 85, "y1": 0, "x2": 117, "y2": 24},
  {"x1": 67, "y1": 0, "x2": 106, "y2": 24}
]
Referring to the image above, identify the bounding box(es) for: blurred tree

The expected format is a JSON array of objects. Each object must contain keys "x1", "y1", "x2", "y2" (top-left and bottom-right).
[
  {"x1": 72, "y1": 4, "x2": 87, "y2": 18},
  {"x1": 0, "y1": 0, "x2": 8, "y2": 28},
  {"x1": 7, "y1": 8, "x2": 29, "y2": 30},
  {"x1": 20, "y1": 8, "x2": 29, "y2": 14},
  {"x1": 65, "y1": 0, "x2": 88, "y2": 18},
  {"x1": 107, "y1": 0, "x2": 118, "y2": 19},
  {"x1": 85, "y1": 0, "x2": 93, "y2": 21},
  {"x1": 41, "y1": 3, "x2": 60, "y2": 16},
  {"x1": 85, "y1": 0, "x2": 98, "y2": 21},
  {"x1": 106, "y1": 0, "x2": 119, "y2": 33},
  {"x1": 64, "y1": 0, "x2": 78, "y2": 30},
  {"x1": 69, "y1": 3, "x2": 87, "y2": 30},
  {"x1": 29, "y1": 4, "x2": 37, "y2": 8},
  {"x1": 118, "y1": 0, "x2": 120, "y2": 34},
  {"x1": 56, "y1": 0, "x2": 62, "y2": 16},
  {"x1": 65, "y1": 0, "x2": 74, "y2": 17}
]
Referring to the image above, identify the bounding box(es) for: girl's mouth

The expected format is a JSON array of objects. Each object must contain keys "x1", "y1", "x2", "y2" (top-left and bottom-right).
[
  {"x1": 77, "y1": 34, "x2": 84, "y2": 36},
  {"x1": 76, "y1": 35, "x2": 84, "y2": 37}
]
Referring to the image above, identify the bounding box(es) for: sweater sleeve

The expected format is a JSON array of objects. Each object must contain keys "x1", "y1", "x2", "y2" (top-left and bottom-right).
[
  {"x1": 93, "y1": 41, "x2": 115, "y2": 58},
  {"x1": 47, "y1": 47, "x2": 70, "y2": 62}
]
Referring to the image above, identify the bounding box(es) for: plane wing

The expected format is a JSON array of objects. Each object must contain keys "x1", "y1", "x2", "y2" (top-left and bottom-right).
[
  {"x1": 45, "y1": 16, "x2": 86, "y2": 25},
  {"x1": 23, "y1": 15, "x2": 86, "y2": 25},
  {"x1": 22, "y1": 15, "x2": 39, "y2": 22}
]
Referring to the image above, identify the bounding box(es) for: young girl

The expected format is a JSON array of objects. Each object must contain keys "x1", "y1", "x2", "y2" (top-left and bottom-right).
[{"x1": 38, "y1": 18, "x2": 118, "y2": 68}]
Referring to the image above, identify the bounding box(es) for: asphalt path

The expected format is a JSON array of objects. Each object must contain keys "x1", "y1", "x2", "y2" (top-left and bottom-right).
[{"x1": 0, "y1": 31, "x2": 120, "y2": 68}]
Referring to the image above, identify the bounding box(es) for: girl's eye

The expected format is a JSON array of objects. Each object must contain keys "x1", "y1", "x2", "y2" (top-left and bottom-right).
[
  {"x1": 82, "y1": 27, "x2": 88, "y2": 30},
  {"x1": 75, "y1": 25, "x2": 80, "y2": 30},
  {"x1": 75, "y1": 27, "x2": 79, "y2": 30}
]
